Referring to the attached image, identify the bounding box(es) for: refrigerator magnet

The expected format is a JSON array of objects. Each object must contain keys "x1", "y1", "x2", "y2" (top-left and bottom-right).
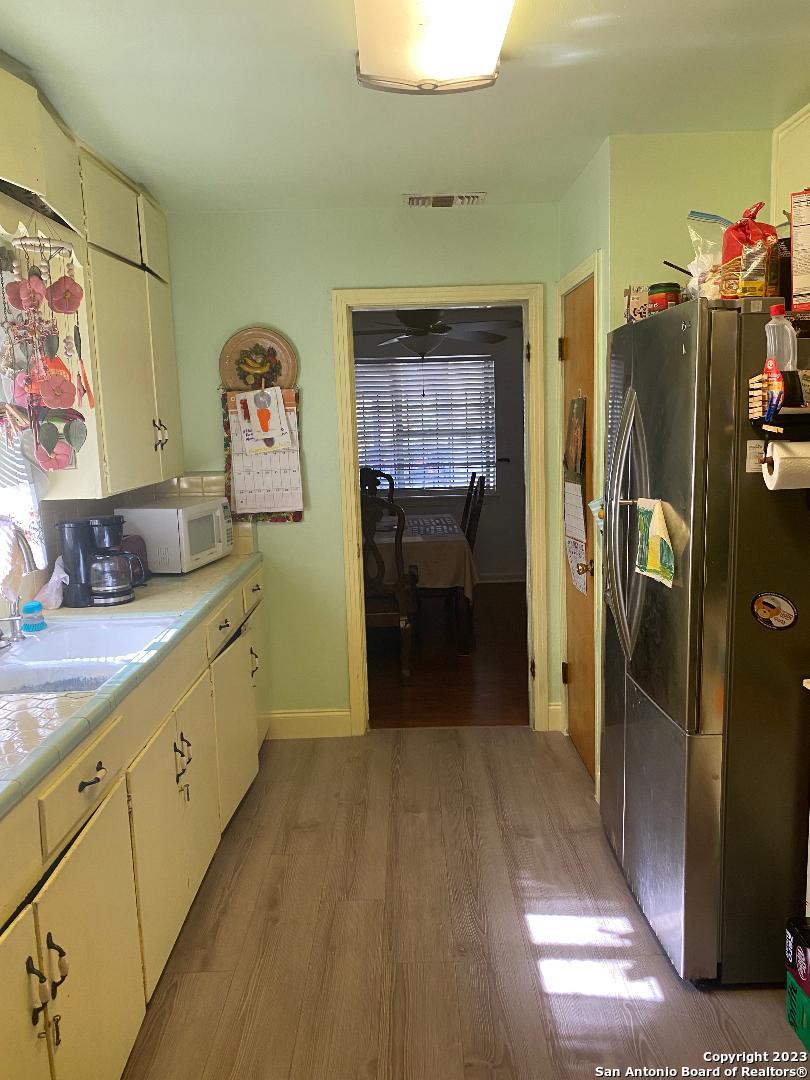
[{"x1": 751, "y1": 592, "x2": 798, "y2": 630}]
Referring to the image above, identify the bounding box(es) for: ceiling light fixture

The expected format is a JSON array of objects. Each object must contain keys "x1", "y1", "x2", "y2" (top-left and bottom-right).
[{"x1": 353, "y1": 0, "x2": 516, "y2": 95}]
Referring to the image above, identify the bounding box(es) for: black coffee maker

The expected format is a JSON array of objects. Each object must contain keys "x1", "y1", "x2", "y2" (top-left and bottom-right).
[
  {"x1": 57, "y1": 519, "x2": 93, "y2": 607},
  {"x1": 58, "y1": 516, "x2": 145, "y2": 608},
  {"x1": 87, "y1": 516, "x2": 144, "y2": 607}
]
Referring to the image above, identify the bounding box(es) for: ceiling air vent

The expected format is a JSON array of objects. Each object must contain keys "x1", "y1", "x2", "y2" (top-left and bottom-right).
[{"x1": 402, "y1": 192, "x2": 487, "y2": 208}]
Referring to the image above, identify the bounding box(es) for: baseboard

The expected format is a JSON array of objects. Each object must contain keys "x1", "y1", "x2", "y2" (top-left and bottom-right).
[
  {"x1": 547, "y1": 701, "x2": 565, "y2": 732},
  {"x1": 261, "y1": 709, "x2": 354, "y2": 740}
]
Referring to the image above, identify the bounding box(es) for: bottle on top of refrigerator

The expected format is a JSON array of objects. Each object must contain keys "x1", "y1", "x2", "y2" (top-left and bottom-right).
[{"x1": 765, "y1": 304, "x2": 798, "y2": 370}]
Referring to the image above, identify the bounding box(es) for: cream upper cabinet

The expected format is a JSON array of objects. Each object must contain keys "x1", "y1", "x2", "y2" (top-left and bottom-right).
[
  {"x1": 146, "y1": 273, "x2": 184, "y2": 480},
  {"x1": 80, "y1": 151, "x2": 141, "y2": 264},
  {"x1": 89, "y1": 247, "x2": 162, "y2": 493},
  {"x1": 211, "y1": 628, "x2": 259, "y2": 828},
  {"x1": 127, "y1": 715, "x2": 188, "y2": 1000},
  {"x1": 0, "y1": 68, "x2": 45, "y2": 196},
  {"x1": 0, "y1": 906, "x2": 51, "y2": 1080},
  {"x1": 138, "y1": 195, "x2": 170, "y2": 281},
  {"x1": 175, "y1": 673, "x2": 221, "y2": 896},
  {"x1": 33, "y1": 779, "x2": 144, "y2": 1080},
  {"x1": 38, "y1": 107, "x2": 84, "y2": 234}
]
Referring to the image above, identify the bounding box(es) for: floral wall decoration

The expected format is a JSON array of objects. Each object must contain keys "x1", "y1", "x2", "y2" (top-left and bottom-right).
[{"x1": 0, "y1": 230, "x2": 94, "y2": 477}]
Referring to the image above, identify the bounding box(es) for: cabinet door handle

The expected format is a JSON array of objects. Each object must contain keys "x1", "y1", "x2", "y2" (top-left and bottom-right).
[
  {"x1": 179, "y1": 732, "x2": 192, "y2": 766},
  {"x1": 218, "y1": 619, "x2": 231, "y2": 632},
  {"x1": 26, "y1": 956, "x2": 49, "y2": 1024},
  {"x1": 46, "y1": 932, "x2": 69, "y2": 997},
  {"x1": 77, "y1": 761, "x2": 106, "y2": 793},
  {"x1": 152, "y1": 418, "x2": 161, "y2": 451},
  {"x1": 52, "y1": 1013, "x2": 62, "y2": 1047},
  {"x1": 173, "y1": 742, "x2": 187, "y2": 783},
  {"x1": 160, "y1": 420, "x2": 169, "y2": 447},
  {"x1": 250, "y1": 646, "x2": 259, "y2": 678}
]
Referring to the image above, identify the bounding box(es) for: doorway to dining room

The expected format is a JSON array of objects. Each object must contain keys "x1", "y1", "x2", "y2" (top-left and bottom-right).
[
  {"x1": 353, "y1": 305, "x2": 528, "y2": 728},
  {"x1": 332, "y1": 284, "x2": 547, "y2": 733}
]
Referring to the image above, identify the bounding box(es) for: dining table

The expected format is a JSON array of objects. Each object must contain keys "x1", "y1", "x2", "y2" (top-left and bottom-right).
[{"x1": 374, "y1": 512, "x2": 479, "y2": 599}]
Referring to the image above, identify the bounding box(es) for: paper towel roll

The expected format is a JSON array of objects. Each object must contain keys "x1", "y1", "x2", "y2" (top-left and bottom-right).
[{"x1": 762, "y1": 441, "x2": 810, "y2": 490}]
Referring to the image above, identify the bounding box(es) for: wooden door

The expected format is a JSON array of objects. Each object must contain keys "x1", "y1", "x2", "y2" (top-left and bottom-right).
[
  {"x1": 33, "y1": 779, "x2": 144, "y2": 1080},
  {"x1": 146, "y1": 274, "x2": 185, "y2": 480},
  {"x1": 562, "y1": 276, "x2": 597, "y2": 779},
  {"x1": 211, "y1": 629, "x2": 259, "y2": 828},
  {"x1": 89, "y1": 247, "x2": 160, "y2": 493},
  {"x1": 127, "y1": 714, "x2": 189, "y2": 1000},
  {"x1": 0, "y1": 906, "x2": 52, "y2": 1079},
  {"x1": 175, "y1": 672, "x2": 221, "y2": 896}
]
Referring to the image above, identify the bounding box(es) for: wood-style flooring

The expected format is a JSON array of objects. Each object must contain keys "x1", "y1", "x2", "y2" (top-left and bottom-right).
[
  {"x1": 367, "y1": 582, "x2": 529, "y2": 728},
  {"x1": 124, "y1": 728, "x2": 798, "y2": 1080}
]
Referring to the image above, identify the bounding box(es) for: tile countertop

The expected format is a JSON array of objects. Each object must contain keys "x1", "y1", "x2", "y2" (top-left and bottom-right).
[{"x1": 0, "y1": 552, "x2": 262, "y2": 821}]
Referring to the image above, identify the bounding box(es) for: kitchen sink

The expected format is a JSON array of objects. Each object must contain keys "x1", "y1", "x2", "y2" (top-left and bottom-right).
[{"x1": 0, "y1": 616, "x2": 178, "y2": 694}]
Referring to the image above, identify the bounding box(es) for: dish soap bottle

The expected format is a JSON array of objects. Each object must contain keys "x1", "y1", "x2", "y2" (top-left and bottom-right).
[
  {"x1": 766, "y1": 304, "x2": 802, "y2": 405},
  {"x1": 21, "y1": 600, "x2": 46, "y2": 633},
  {"x1": 766, "y1": 304, "x2": 797, "y2": 371}
]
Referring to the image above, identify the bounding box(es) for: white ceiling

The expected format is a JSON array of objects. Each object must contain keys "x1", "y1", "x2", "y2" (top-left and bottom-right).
[{"x1": 1, "y1": 0, "x2": 808, "y2": 212}]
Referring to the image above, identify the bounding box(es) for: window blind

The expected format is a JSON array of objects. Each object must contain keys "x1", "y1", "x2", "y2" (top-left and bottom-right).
[
  {"x1": 354, "y1": 355, "x2": 496, "y2": 494},
  {"x1": 0, "y1": 435, "x2": 46, "y2": 567}
]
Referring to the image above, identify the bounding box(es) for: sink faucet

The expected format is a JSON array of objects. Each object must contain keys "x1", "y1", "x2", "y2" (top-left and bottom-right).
[{"x1": 0, "y1": 517, "x2": 37, "y2": 644}]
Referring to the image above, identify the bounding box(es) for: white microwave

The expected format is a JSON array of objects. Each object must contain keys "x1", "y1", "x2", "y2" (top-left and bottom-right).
[{"x1": 115, "y1": 496, "x2": 234, "y2": 574}]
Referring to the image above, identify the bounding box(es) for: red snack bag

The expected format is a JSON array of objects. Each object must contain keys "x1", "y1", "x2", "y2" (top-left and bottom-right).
[{"x1": 720, "y1": 202, "x2": 779, "y2": 299}]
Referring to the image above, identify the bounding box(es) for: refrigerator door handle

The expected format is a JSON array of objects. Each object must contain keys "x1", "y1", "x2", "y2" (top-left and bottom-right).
[{"x1": 606, "y1": 388, "x2": 636, "y2": 660}]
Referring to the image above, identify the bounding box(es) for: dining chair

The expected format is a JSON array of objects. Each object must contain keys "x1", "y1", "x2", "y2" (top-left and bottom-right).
[
  {"x1": 359, "y1": 467, "x2": 395, "y2": 504},
  {"x1": 360, "y1": 493, "x2": 418, "y2": 678},
  {"x1": 460, "y1": 471, "x2": 477, "y2": 533},
  {"x1": 465, "y1": 475, "x2": 486, "y2": 554}
]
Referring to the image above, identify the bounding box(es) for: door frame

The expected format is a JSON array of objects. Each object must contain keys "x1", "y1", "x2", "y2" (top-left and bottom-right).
[
  {"x1": 557, "y1": 253, "x2": 604, "y2": 794},
  {"x1": 332, "y1": 283, "x2": 546, "y2": 736}
]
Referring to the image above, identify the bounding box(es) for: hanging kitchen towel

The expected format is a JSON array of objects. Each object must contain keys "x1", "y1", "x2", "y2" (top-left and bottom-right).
[{"x1": 635, "y1": 499, "x2": 675, "y2": 588}]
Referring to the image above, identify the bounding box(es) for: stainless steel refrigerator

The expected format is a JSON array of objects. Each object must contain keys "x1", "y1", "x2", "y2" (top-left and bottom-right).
[{"x1": 601, "y1": 298, "x2": 810, "y2": 984}]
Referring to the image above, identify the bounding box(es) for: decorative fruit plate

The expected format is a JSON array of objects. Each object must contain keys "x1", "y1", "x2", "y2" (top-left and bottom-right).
[{"x1": 218, "y1": 326, "x2": 298, "y2": 390}]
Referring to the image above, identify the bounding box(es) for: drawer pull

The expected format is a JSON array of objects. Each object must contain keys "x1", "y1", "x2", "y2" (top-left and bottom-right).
[
  {"x1": 250, "y1": 646, "x2": 259, "y2": 678},
  {"x1": 46, "y1": 933, "x2": 69, "y2": 997},
  {"x1": 218, "y1": 618, "x2": 231, "y2": 632},
  {"x1": 251, "y1": 583, "x2": 262, "y2": 593},
  {"x1": 77, "y1": 761, "x2": 106, "y2": 793},
  {"x1": 26, "y1": 956, "x2": 49, "y2": 1024}
]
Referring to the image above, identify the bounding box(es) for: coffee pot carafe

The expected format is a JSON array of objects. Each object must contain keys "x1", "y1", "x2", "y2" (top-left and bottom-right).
[{"x1": 87, "y1": 516, "x2": 144, "y2": 607}]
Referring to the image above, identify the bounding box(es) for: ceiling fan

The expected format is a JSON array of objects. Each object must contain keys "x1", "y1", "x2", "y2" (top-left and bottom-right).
[{"x1": 353, "y1": 308, "x2": 521, "y2": 351}]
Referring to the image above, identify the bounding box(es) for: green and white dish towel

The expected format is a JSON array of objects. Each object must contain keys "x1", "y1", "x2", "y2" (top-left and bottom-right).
[{"x1": 635, "y1": 499, "x2": 675, "y2": 588}]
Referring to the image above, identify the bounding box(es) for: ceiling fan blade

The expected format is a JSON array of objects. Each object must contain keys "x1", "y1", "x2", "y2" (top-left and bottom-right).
[
  {"x1": 458, "y1": 318, "x2": 523, "y2": 330},
  {"x1": 353, "y1": 327, "x2": 402, "y2": 336},
  {"x1": 377, "y1": 334, "x2": 414, "y2": 347},
  {"x1": 448, "y1": 328, "x2": 507, "y2": 344}
]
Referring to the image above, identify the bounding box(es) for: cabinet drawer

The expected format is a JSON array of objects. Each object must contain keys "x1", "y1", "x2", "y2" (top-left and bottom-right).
[
  {"x1": 38, "y1": 717, "x2": 125, "y2": 860},
  {"x1": 206, "y1": 593, "x2": 242, "y2": 659},
  {"x1": 80, "y1": 151, "x2": 141, "y2": 263},
  {"x1": 242, "y1": 567, "x2": 264, "y2": 613}
]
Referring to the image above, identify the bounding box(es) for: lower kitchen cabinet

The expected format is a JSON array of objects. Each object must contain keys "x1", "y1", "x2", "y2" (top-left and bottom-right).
[
  {"x1": 127, "y1": 671, "x2": 221, "y2": 997},
  {"x1": 33, "y1": 778, "x2": 144, "y2": 1080},
  {"x1": 126, "y1": 713, "x2": 188, "y2": 1000},
  {"x1": 211, "y1": 626, "x2": 259, "y2": 828},
  {"x1": 177, "y1": 674, "x2": 221, "y2": 896},
  {"x1": 0, "y1": 906, "x2": 51, "y2": 1079}
]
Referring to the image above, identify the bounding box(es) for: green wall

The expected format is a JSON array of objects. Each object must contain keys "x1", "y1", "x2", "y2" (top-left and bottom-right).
[
  {"x1": 168, "y1": 131, "x2": 772, "y2": 727},
  {"x1": 168, "y1": 204, "x2": 562, "y2": 718},
  {"x1": 609, "y1": 132, "x2": 772, "y2": 327}
]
